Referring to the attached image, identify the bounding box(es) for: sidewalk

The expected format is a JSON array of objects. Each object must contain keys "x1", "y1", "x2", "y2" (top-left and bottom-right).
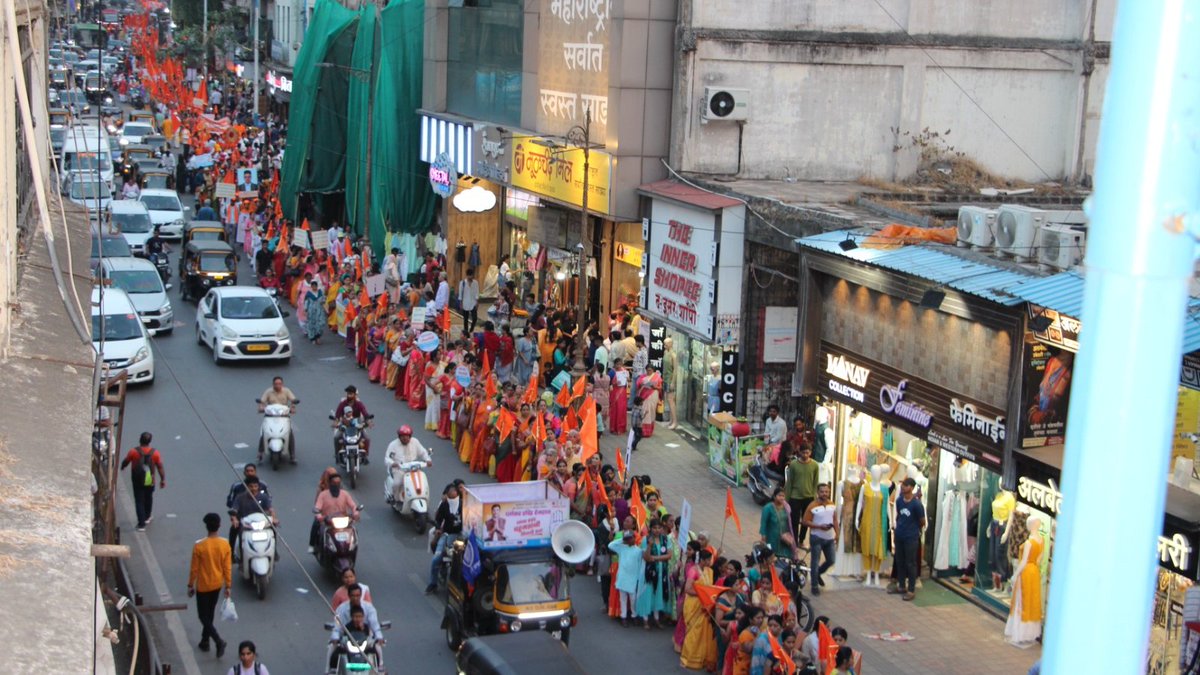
[{"x1": 628, "y1": 423, "x2": 1041, "y2": 675}]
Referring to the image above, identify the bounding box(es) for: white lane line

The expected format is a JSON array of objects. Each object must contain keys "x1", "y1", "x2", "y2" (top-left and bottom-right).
[{"x1": 118, "y1": 486, "x2": 203, "y2": 675}]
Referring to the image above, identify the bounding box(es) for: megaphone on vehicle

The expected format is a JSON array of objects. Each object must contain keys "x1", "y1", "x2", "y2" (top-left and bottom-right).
[{"x1": 551, "y1": 520, "x2": 595, "y2": 565}]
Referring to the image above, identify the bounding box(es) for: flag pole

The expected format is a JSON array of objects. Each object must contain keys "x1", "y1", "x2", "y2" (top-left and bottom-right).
[{"x1": 719, "y1": 515, "x2": 728, "y2": 553}]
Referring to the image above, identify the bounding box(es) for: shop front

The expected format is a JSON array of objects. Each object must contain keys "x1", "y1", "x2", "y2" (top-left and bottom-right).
[
  {"x1": 637, "y1": 180, "x2": 746, "y2": 430},
  {"x1": 265, "y1": 68, "x2": 292, "y2": 116}
]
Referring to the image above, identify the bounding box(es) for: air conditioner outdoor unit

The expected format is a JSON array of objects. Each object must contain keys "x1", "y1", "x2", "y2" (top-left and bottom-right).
[
  {"x1": 1038, "y1": 223, "x2": 1087, "y2": 271},
  {"x1": 995, "y1": 205, "x2": 1049, "y2": 261},
  {"x1": 956, "y1": 206, "x2": 997, "y2": 249},
  {"x1": 702, "y1": 87, "x2": 750, "y2": 122}
]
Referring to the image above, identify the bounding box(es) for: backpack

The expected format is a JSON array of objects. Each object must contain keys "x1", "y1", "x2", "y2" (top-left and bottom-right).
[
  {"x1": 228, "y1": 663, "x2": 261, "y2": 675},
  {"x1": 132, "y1": 446, "x2": 155, "y2": 487}
]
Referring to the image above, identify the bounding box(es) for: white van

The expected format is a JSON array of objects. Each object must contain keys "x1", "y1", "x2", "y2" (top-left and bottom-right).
[
  {"x1": 59, "y1": 126, "x2": 113, "y2": 193},
  {"x1": 100, "y1": 257, "x2": 173, "y2": 335},
  {"x1": 91, "y1": 286, "x2": 155, "y2": 385}
]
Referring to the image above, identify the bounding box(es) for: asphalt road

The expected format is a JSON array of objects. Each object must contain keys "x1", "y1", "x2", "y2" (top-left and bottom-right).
[{"x1": 118, "y1": 241, "x2": 680, "y2": 674}]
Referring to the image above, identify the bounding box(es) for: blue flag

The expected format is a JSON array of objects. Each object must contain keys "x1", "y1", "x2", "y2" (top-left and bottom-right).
[{"x1": 462, "y1": 531, "x2": 482, "y2": 585}]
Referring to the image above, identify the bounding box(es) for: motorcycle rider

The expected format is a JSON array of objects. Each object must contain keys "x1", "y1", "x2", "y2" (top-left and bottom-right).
[
  {"x1": 384, "y1": 425, "x2": 431, "y2": 504},
  {"x1": 258, "y1": 376, "x2": 299, "y2": 464},
  {"x1": 327, "y1": 587, "x2": 383, "y2": 673},
  {"x1": 424, "y1": 483, "x2": 464, "y2": 594},
  {"x1": 228, "y1": 476, "x2": 278, "y2": 556},
  {"x1": 144, "y1": 226, "x2": 170, "y2": 257},
  {"x1": 225, "y1": 464, "x2": 271, "y2": 549},
  {"x1": 331, "y1": 385, "x2": 372, "y2": 463},
  {"x1": 310, "y1": 473, "x2": 359, "y2": 554}
]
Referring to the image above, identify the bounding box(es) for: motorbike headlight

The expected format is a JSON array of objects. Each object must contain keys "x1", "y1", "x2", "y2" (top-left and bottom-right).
[
  {"x1": 220, "y1": 325, "x2": 237, "y2": 340},
  {"x1": 105, "y1": 96, "x2": 113, "y2": 104},
  {"x1": 132, "y1": 346, "x2": 149, "y2": 363},
  {"x1": 275, "y1": 325, "x2": 288, "y2": 339}
]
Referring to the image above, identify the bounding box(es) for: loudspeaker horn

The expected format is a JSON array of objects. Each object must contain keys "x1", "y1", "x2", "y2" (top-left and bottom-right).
[{"x1": 551, "y1": 520, "x2": 595, "y2": 564}]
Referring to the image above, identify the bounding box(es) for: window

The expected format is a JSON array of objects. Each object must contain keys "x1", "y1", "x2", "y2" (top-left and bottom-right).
[{"x1": 446, "y1": 0, "x2": 522, "y2": 125}]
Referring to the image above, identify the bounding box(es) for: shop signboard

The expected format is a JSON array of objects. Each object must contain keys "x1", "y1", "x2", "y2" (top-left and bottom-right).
[
  {"x1": 719, "y1": 350, "x2": 738, "y2": 414},
  {"x1": 429, "y1": 152, "x2": 457, "y2": 199},
  {"x1": 816, "y1": 341, "x2": 1005, "y2": 473},
  {"x1": 648, "y1": 322, "x2": 666, "y2": 421},
  {"x1": 1019, "y1": 338, "x2": 1074, "y2": 448},
  {"x1": 509, "y1": 138, "x2": 612, "y2": 215},
  {"x1": 265, "y1": 69, "x2": 292, "y2": 94},
  {"x1": 536, "y1": 0, "x2": 610, "y2": 141},
  {"x1": 1029, "y1": 305, "x2": 1081, "y2": 352},
  {"x1": 614, "y1": 241, "x2": 643, "y2": 267},
  {"x1": 1183, "y1": 353, "x2": 1200, "y2": 391},
  {"x1": 644, "y1": 203, "x2": 717, "y2": 339},
  {"x1": 472, "y1": 125, "x2": 510, "y2": 184}
]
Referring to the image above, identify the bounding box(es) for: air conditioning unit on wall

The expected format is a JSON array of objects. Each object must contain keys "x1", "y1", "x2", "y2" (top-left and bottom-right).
[
  {"x1": 702, "y1": 87, "x2": 750, "y2": 122},
  {"x1": 956, "y1": 206, "x2": 997, "y2": 250},
  {"x1": 995, "y1": 205, "x2": 1048, "y2": 261},
  {"x1": 1038, "y1": 223, "x2": 1087, "y2": 271}
]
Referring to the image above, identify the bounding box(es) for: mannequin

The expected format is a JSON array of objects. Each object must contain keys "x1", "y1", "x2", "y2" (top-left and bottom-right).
[
  {"x1": 1004, "y1": 515, "x2": 1044, "y2": 646},
  {"x1": 814, "y1": 406, "x2": 836, "y2": 484},
  {"x1": 933, "y1": 458, "x2": 974, "y2": 571},
  {"x1": 832, "y1": 464, "x2": 864, "y2": 577},
  {"x1": 855, "y1": 464, "x2": 890, "y2": 587},
  {"x1": 989, "y1": 490, "x2": 1016, "y2": 590}
]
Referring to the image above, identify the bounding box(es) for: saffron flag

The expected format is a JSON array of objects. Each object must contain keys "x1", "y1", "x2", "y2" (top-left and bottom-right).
[
  {"x1": 496, "y1": 407, "x2": 516, "y2": 441},
  {"x1": 376, "y1": 289, "x2": 388, "y2": 313},
  {"x1": 694, "y1": 584, "x2": 730, "y2": 612},
  {"x1": 768, "y1": 628, "x2": 797, "y2": 675},
  {"x1": 725, "y1": 487, "x2": 742, "y2": 534},
  {"x1": 572, "y1": 374, "x2": 587, "y2": 399},
  {"x1": 579, "y1": 396, "x2": 598, "y2": 462},
  {"x1": 325, "y1": 253, "x2": 336, "y2": 280},
  {"x1": 563, "y1": 406, "x2": 578, "y2": 434},
  {"x1": 481, "y1": 350, "x2": 491, "y2": 377},
  {"x1": 555, "y1": 381, "x2": 572, "y2": 408},
  {"x1": 615, "y1": 446, "x2": 627, "y2": 481},
  {"x1": 521, "y1": 372, "x2": 539, "y2": 406},
  {"x1": 300, "y1": 217, "x2": 310, "y2": 231},
  {"x1": 439, "y1": 305, "x2": 451, "y2": 333},
  {"x1": 358, "y1": 288, "x2": 370, "y2": 309},
  {"x1": 532, "y1": 413, "x2": 548, "y2": 446},
  {"x1": 770, "y1": 561, "x2": 791, "y2": 608},
  {"x1": 485, "y1": 374, "x2": 498, "y2": 401},
  {"x1": 629, "y1": 479, "x2": 647, "y2": 530},
  {"x1": 818, "y1": 622, "x2": 838, "y2": 674}
]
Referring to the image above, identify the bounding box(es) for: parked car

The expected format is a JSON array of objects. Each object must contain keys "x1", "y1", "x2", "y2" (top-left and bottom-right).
[
  {"x1": 138, "y1": 188, "x2": 188, "y2": 239},
  {"x1": 92, "y1": 287, "x2": 155, "y2": 384},
  {"x1": 100, "y1": 257, "x2": 173, "y2": 335},
  {"x1": 195, "y1": 286, "x2": 292, "y2": 365}
]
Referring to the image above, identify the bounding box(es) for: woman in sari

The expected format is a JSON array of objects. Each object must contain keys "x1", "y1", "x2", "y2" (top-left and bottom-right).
[
  {"x1": 393, "y1": 330, "x2": 414, "y2": 399},
  {"x1": 610, "y1": 359, "x2": 630, "y2": 434},
  {"x1": 353, "y1": 302, "x2": 372, "y2": 365},
  {"x1": 638, "y1": 366, "x2": 663, "y2": 438},
  {"x1": 303, "y1": 281, "x2": 327, "y2": 344},
  {"x1": 331, "y1": 287, "x2": 349, "y2": 336},
  {"x1": 592, "y1": 363, "x2": 611, "y2": 428},
  {"x1": 456, "y1": 384, "x2": 479, "y2": 464},
  {"x1": 437, "y1": 362, "x2": 457, "y2": 440},
  {"x1": 731, "y1": 607, "x2": 764, "y2": 675},
  {"x1": 680, "y1": 549, "x2": 718, "y2": 670},
  {"x1": 367, "y1": 317, "x2": 387, "y2": 383},
  {"x1": 383, "y1": 321, "x2": 404, "y2": 390},
  {"x1": 469, "y1": 391, "x2": 494, "y2": 473},
  {"x1": 675, "y1": 541, "x2": 703, "y2": 651},
  {"x1": 402, "y1": 344, "x2": 424, "y2": 409},
  {"x1": 493, "y1": 410, "x2": 519, "y2": 482},
  {"x1": 424, "y1": 349, "x2": 444, "y2": 431}
]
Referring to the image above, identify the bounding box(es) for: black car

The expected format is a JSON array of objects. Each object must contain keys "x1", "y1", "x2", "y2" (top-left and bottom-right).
[{"x1": 456, "y1": 632, "x2": 588, "y2": 675}]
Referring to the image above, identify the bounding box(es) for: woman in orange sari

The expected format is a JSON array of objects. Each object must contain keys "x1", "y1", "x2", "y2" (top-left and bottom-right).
[
  {"x1": 469, "y1": 394, "x2": 495, "y2": 474},
  {"x1": 382, "y1": 321, "x2": 403, "y2": 390},
  {"x1": 367, "y1": 316, "x2": 388, "y2": 383},
  {"x1": 456, "y1": 383, "x2": 479, "y2": 464},
  {"x1": 394, "y1": 330, "x2": 413, "y2": 400},
  {"x1": 406, "y1": 346, "x2": 427, "y2": 410}
]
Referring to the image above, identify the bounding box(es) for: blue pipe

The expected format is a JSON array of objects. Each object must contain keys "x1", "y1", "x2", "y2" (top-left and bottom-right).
[{"x1": 1041, "y1": 1, "x2": 1200, "y2": 673}]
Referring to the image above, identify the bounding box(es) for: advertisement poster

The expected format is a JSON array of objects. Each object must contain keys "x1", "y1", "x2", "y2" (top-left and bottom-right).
[
  {"x1": 463, "y1": 481, "x2": 569, "y2": 551},
  {"x1": 1173, "y1": 387, "x2": 1200, "y2": 469},
  {"x1": 235, "y1": 168, "x2": 259, "y2": 198},
  {"x1": 1020, "y1": 339, "x2": 1075, "y2": 448}
]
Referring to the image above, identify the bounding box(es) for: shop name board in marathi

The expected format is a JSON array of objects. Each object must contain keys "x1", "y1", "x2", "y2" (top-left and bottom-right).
[{"x1": 950, "y1": 399, "x2": 1006, "y2": 444}]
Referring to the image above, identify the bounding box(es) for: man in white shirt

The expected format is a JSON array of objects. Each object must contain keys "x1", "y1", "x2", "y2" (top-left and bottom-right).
[
  {"x1": 801, "y1": 483, "x2": 839, "y2": 595},
  {"x1": 384, "y1": 425, "x2": 431, "y2": 503},
  {"x1": 433, "y1": 271, "x2": 450, "y2": 314},
  {"x1": 457, "y1": 267, "x2": 480, "y2": 334},
  {"x1": 763, "y1": 405, "x2": 787, "y2": 446}
]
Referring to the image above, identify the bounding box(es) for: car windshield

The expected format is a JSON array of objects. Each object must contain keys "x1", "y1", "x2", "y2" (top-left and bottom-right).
[
  {"x1": 191, "y1": 229, "x2": 222, "y2": 241},
  {"x1": 63, "y1": 92, "x2": 86, "y2": 104},
  {"x1": 144, "y1": 175, "x2": 169, "y2": 189},
  {"x1": 92, "y1": 312, "x2": 142, "y2": 341},
  {"x1": 112, "y1": 211, "x2": 152, "y2": 233},
  {"x1": 220, "y1": 295, "x2": 279, "y2": 319},
  {"x1": 496, "y1": 561, "x2": 569, "y2": 605},
  {"x1": 91, "y1": 237, "x2": 131, "y2": 258},
  {"x1": 85, "y1": 74, "x2": 101, "y2": 87},
  {"x1": 141, "y1": 195, "x2": 179, "y2": 211},
  {"x1": 199, "y1": 253, "x2": 235, "y2": 274},
  {"x1": 143, "y1": 137, "x2": 166, "y2": 150},
  {"x1": 124, "y1": 124, "x2": 153, "y2": 137},
  {"x1": 65, "y1": 153, "x2": 108, "y2": 172},
  {"x1": 70, "y1": 180, "x2": 107, "y2": 199},
  {"x1": 109, "y1": 269, "x2": 162, "y2": 294}
]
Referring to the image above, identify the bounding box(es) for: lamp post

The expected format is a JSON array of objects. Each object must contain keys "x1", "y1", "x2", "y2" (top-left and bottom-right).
[{"x1": 562, "y1": 109, "x2": 594, "y2": 377}]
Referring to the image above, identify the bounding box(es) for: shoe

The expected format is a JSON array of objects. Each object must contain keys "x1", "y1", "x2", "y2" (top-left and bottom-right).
[
  {"x1": 887, "y1": 586, "x2": 902, "y2": 595},
  {"x1": 136, "y1": 525, "x2": 146, "y2": 532},
  {"x1": 307, "y1": 546, "x2": 315, "y2": 554},
  {"x1": 812, "y1": 587, "x2": 821, "y2": 596},
  {"x1": 902, "y1": 592, "x2": 915, "y2": 601},
  {"x1": 257, "y1": 454, "x2": 264, "y2": 463},
  {"x1": 198, "y1": 640, "x2": 210, "y2": 652},
  {"x1": 818, "y1": 576, "x2": 826, "y2": 587},
  {"x1": 289, "y1": 457, "x2": 297, "y2": 465},
  {"x1": 216, "y1": 639, "x2": 227, "y2": 658},
  {"x1": 424, "y1": 584, "x2": 437, "y2": 594},
  {"x1": 145, "y1": 516, "x2": 153, "y2": 525}
]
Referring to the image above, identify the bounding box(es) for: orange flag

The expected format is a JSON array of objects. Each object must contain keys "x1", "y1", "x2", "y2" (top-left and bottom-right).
[
  {"x1": 770, "y1": 561, "x2": 791, "y2": 608},
  {"x1": 768, "y1": 628, "x2": 797, "y2": 675},
  {"x1": 580, "y1": 397, "x2": 598, "y2": 462},
  {"x1": 629, "y1": 479, "x2": 647, "y2": 530},
  {"x1": 572, "y1": 374, "x2": 587, "y2": 400},
  {"x1": 563, "y1": 406, "x2": 578, "y2": 434},
  {"x1": 376, "y1": 290, "x2": 388, "y2": 313},
  {"x1": 325, "y1": 253, "x2": 336, "y2": 280},
  {"x1": 300, "y1": 217, "x2": 311, "y2": 231},
  {"x1": 520, "y1": 372, "x2": 539, "y2": 405},
  {"x1": 694, "y1": 584, "x2": 730, "y2": 612},
  {"x1": 274, "y1": 199, "x2": 283, "y2": 221},
  {"x1": 614, "y1": 446, "x2": 627, "y2": 481},
  {"x1": 497, "y1": 408, "x2": 516, "y2": 441},
  {"x1": 355, "y1": 257, "x2": 364, "y2": 282},
  {"x1": 597, "y1": 475, "x2": 613, "y2": 512},
  {"x1": 358, "y1": 287, "x2": 370, "y2": 308},
  {"x1": 439, "y1": 305, "x2": 451, "y2": 333},
  {"x1": 724, "y1": 487, "x2": 743, "y2": 534},
  {"x1": 485, "y1": 374, "x2": 498, "y2": 401},
  {"x1": 481, "y1": 350, "x2": 492, "y2": 377},
  {"x1": 555, "y1": 382, "x2": 572, "y2": 408},
  {"x1": 818, "y1": 622, "x2": 838, "y2": 673},
  {"x1": 532, "y1": 413, "x2": 548, "y2": 446},
  {"x1": 343, "y1": 237, "x2": 353, "y2": 259}
]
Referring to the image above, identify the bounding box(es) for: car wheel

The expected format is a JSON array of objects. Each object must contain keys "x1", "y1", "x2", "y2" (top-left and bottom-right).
[{"x1": 212, "y1": 340, "x2": 222, "y2": 365}]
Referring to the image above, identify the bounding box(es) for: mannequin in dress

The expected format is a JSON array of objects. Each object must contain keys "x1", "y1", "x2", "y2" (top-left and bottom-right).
[
  {"x1": 814, "y1": 406, "x2": 836, "y2": 484},
  {"x1": 856, "y1": 464, "x2": 890, "y2": 587},
  {"x1": 1005, "y1": 515, "x2": 1044, "y2": 646},
  {"x1": 989, "y1": 490, "x2": 1016, "y2": 590},
  {"x1": 832, "y1": 464, "x2": 864, "y2": 578}
]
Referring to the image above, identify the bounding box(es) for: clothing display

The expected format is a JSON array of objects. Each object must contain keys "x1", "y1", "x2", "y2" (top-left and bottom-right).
[
  {"x1": 989, "y1": 519, "x2": 1012, "y2": 581},
  {"x1": 858, "y1": 482, "x2": 890, "y2": 560},
  {"x1": 831, "y1": 479, "x2": 863, "y2": 578},
  {"x1": 813, "y1": 421, "x2": 830, "y2": 463},
  {"x1": 1005, "y1": 534, "x2": 1044, "y2": 645},
  {"x1": 935, "y1": 490, "x2": 970, "y2": 570},
  {"x1": 1007, "y1": 510, "x2": 1030, "y2": 561}
]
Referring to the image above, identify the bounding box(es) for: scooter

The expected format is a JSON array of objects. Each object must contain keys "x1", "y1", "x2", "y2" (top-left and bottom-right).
[
  {"x1": 323, "y1": 619, "x2": 392, "y2": 675},
  {"x1": 314, "y1": 505, "x2": 363, "y2": 576},
  {"x1": 147, "y1": 251, "x2": 171, "y2": 285},
  {"x1": 385, "y1": 460, "x2": 431, "y2": 533},
  {"x1": 257, "y1": 398, "x2": 298, "y2": 469},
  {"x1": 236, "y1": 511, "x2": 276, "y2": 600},
  {"x1": 331, "y1": 414, "x2": 373, "y2": 489},
  {"x1": 747, "y1": 452, "x2": 783, "y2": 505}
]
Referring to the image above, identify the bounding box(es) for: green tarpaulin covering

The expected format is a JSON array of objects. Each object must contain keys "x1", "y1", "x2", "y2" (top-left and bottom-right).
[{"x1": 281, "y1": 0, "x2": 434, "y2": 259}]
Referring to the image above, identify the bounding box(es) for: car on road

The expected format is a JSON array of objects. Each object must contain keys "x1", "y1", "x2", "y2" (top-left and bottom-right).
[
  {"x1": 66, "y1": 173, "x2": 112, "y2": 221},
  {"x1": 109, "y1": 200, "x2": 155, "y2": 255},
  {"x1": 120, "y1": 121, "x2": 155, "y2": 145},
  {"x1": 91, "y1": 287, "x2": 155, "y2": 385},
  {"x1": 139, "y1": 188, "x2": 188, "y2": 239},
  {"x1": 90, "y1": 232, "x2": 133, "y2": 274},
  {"x1": 195, "y1": 286, "x2": 292, "y2": 365},
  {"x1": 100, "y1": 257, "x2": 173, "y2": 335}
]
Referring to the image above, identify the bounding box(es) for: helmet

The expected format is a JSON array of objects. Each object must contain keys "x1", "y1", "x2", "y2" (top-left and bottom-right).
[{"x1": 397, "y1": 425, "x2": 412, "y2": 436}]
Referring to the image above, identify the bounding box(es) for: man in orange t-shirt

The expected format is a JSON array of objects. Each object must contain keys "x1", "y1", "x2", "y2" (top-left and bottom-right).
[{"x1": 188, "y1": 513, "x2": 232, "y2": 657}]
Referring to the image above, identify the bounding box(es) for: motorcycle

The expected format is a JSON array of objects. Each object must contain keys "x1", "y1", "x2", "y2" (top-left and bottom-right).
[
  {"x1": 331, "y1": 413, "x2": 373, "y2": 489},
  {"x1": 747, "y1": 452, "x2": 784, "y2": 505},
  {"x1": 773, "y1": 557, "x2": 815, "y2": 632},
  {"x1": 385, "y1": 460, "x2": 430, "y2": 533},
  {"x1": 147, "y1": 251, "x2": 171, "y2": 285},
  {"x1": 256, "y1": 398, "x2": 298, "y2": 469},
  {"x1": 323, "y1": 619, "x2": 392, "y2": 675},
  {"x1": 236, "y1": 511, "x2": 276, "y2": 599},
  {"x1": 314, "y1": 505, "x2": 363, "y2": 576}
]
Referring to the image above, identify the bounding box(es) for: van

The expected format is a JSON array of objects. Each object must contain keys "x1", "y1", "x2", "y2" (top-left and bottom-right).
[
  {"x1": 91, "y1": 287, "x2": 155, "y2": 385},
  {"x1": 110, "y1": 200, "x2": 155, "y2": 255},
  {"x1": 59, "y1": 126, "x2": 113, "y2": 193}
]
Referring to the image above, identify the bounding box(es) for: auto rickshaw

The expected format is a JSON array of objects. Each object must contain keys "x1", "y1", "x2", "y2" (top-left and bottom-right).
[
  {"x1": 180, "y1": 240, "x2": 237, "y2": 302},
  {"x1": 140, "y1": 168, "x2": 174, "y2": 191},
  {"x1": 455, "y1": 632, "x2": 589, "y2": 675},
  {"x1": 183, "y1": 220, "x2": 228, "y2": 247}
]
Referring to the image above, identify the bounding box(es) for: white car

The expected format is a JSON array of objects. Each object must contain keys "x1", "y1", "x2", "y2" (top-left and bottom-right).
[
  {"x1": 139, "y1": 188, "x2": 189, "y2": 239},
  {"x1": 66, "y1": 173, "x2": 112, "y2": 222},
  {"x1": 92, "y1": 287, "x2": 155, "y2": 385},
  {"x1": 195, "y1": 287, "x2": 292, "y2": 365},
  {"x1": 121, "y1": 121, "x2": 155, "y2": 145},
  {"x1": 109, "y1": 200, "x2": 155, "y2": 255},
  {"x1": 101, "y1": 258, "x2": 173, "y2": 335}
]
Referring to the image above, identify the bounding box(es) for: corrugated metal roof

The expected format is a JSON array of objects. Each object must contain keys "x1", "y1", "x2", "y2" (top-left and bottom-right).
[
  {"x1": 798, "y1": 230, "x2": 1038, "y2": 304},
  {"x1": 1185, "y1": 299, "x2": 1200, "y2": 355},
  {"x1": 1001, "y1": 271, "x2": 1086, "y2": 316}
]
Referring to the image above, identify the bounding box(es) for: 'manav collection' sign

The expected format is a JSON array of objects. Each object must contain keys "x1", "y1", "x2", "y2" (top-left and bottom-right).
[{"x1": 816, "y1": 341, "x2": 1006, "y2": 473}]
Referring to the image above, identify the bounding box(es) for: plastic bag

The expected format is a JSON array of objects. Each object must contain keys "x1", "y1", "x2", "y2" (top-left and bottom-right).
[{"x1": 220, "y1": 597, "x2": 238, "y2": 622}]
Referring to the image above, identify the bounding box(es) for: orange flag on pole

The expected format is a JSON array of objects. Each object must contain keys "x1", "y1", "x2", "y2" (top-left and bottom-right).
[
  {"x1": 615, "y1": 446, "x2": 627, "y2": 481},
  {"x1": 358, "y1": 287, "x2": 370, "y2": 308},
  {"x1": 355, "y1": 257, "x2": 364, "y2": 282},
  {"x1": 770, "y1": 561, "x2": 791, "y2": 608},
  {"x1": 579, "y1": 396, "x2": 598, "y2": 462},
  {"x1": 376, "y1": 290, "x2": 388, "y2": 313},
  {"x1": 694, "y1": 584, "x2": 730, "y2": 612},
  {"x1": 497, "y1": 408, "x2": 516, "y2": 441},
  {"x1": 629, "y1": 479, "x2": 647, "y2": 530},
  {"x1": 768, "y1": 628, "x2": 797, "y2": 675},
  {"x1": 300, "y1": 217, "x2": 311, "y2": 231},
  {"x1": 572, "y1": 374, "x2": 587, "y2": 400},
  {"x1": 724, "y1": 487, "x2": 743, "y2": 534},
  {"x1": 485, "y1": 373, "x2": 498, "y2": 401},
  {"x1": 481, "y1": 350, "x2": 492, "y2": 377},
  {"x1": 562, "y1": 406, "x2": 578, "y2": 434},
  {"x1": 521, "y1": 371, "x2": 538, "y2": 405},
  {"x1": 818, "y1": 622, "x2": 838, "y2": 674},
  {"x1": 555, "y1": 382, "x2": 572, "y2": 408},
  {"x1": 532, "y1": 413, "x2": 548, "y2": 447},
  {"x1": 325, "y1": 253, "x2": 336, "y2": 280}
]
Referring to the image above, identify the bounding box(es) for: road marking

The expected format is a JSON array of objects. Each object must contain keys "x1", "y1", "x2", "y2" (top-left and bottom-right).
[
  {"x1": 174, "y1": 435, "x2": 182, "y2": 440},
  {"x1": 166, "y1": 513, "x2": 177, "y2": 518},
  {"x1": 233, "y1": 442, "x2": 249, "y2": 448},
  {"x1": 665, "y1": 443, "x2": 680, "y2": 448},
  {"x1": 319, "y1": 356, "x2": 347, "y2": 361},
  {"x1": 296, "y1": 587, "x2": 310, "y2": 594},
  {"x1": 118, "y1": 486, "x2": 202, "y2": 675}
]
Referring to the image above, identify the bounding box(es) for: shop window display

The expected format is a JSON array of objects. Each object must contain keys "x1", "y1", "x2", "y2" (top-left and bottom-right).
[{"x1": 1149, "y1": 570, "x2": 1195, "y2": 675}]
